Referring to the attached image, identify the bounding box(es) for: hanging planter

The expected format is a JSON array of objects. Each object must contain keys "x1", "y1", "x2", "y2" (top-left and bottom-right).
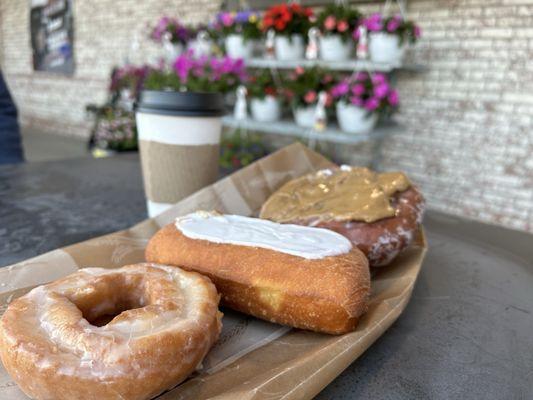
[
  {"x1": 246, "y1": 70, "x2": 281, "y2": 122},
  {"x1": 150, "y1": 17, "x2": 192, "y2": 62},
  {"x1": 274, "y1": 34, "x2": 305, "y2": 61},
  {"x1": 319, "y1": 35, "x2": 353, "y2": 61},
  {"x1": 293, "y1": 105, "x2": 316, "y2": 128},
  {"x1": 261, "y1": 3, "x2": 313, "y2": 61},
  {"x1": 354, "y1": 13, "x2": 421, "y2": 65},
  {"x1": 213, "y1": 11, "x2": 262, "y2": 59},
  {"x1": 251, "y1": 96, "x2": 281, "y2": 122},
  {"x1": 316, "y1": 4, "x2": 360, "y2": 62},
  {"x1": 225, "y1": 34, "x2": 255, "y2": 59},
  {"x1": 336, "y1": 101, "x2": 378, "y2": 134},
  {"x1": 330, "y1": 72, "x2": 399, "y2": 134}
]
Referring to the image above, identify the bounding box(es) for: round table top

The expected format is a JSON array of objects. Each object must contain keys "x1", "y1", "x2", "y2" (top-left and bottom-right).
[{"x1": 0, "y1": 155, "x2": 531, "y2": 399}]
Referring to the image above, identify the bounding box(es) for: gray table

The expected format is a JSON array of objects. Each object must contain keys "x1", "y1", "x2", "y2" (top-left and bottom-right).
[{"x1": 0, "y1": 155, "x2": 532, "y2": 399}]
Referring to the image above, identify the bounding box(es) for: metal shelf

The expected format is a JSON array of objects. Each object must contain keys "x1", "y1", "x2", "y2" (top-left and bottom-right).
[
  {"x1": 244, "y1": 58, "x2": 425, "y2": 72},
  {"x1": 222, "y1": 116, "x2": 403, "y2": 145}
]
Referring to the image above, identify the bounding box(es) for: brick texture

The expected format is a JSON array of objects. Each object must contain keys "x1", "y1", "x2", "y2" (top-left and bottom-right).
[{"x1": 0, "y1": 0, "x2": 532, "y2": 232}]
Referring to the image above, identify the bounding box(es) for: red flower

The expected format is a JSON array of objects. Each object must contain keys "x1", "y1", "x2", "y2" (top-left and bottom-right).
[
  {"x1": 304, "y1": 90, "x2": 317, "y2": 104},
  {"x1": 324, "y1": 16, "x2": 336, "y2": 31},
  {"x1": 275, "y1": 20, "x2": 286, "y2": 31},
  {"x1": 265, "y1": 86, "x2": 277, "y2": 96}
]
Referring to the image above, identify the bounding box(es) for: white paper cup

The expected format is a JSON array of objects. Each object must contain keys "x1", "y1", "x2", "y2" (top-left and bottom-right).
[{"x1": 136, "y1": 91, "x2": 225, "y2": 217}]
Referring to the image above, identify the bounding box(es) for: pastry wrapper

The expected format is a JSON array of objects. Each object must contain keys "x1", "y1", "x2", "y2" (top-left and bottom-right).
[{"x1": 0, "y1": 143, "x2": 427, "y2": 400}]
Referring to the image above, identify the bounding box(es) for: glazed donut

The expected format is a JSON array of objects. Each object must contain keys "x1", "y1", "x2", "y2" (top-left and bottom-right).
[
  {"x1": 0, "y1": 263, "x2": 222, "y2": 400},
  {"x1": 260, "y1": 166, "x2": 425, "y2": 267}
]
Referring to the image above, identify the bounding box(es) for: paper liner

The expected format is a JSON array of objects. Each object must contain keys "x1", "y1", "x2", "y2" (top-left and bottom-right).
[{"x1": 0, "y1": 143, "x2": 427, "y2": 400}]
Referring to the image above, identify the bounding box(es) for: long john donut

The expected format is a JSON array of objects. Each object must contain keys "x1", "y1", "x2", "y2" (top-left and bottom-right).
[
  {"x1": 0, "y1": 263, "x2": 222, "y2": 400},
  {"x1": 146, "y1": 211, "x2": 371, "y2": 334}
]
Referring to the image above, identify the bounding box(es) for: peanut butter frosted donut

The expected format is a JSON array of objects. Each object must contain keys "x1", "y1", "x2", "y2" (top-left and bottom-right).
[
  {"x1": 0, "y1": 263, "x2": 222, "y2": 400},
  {"x1": 260, "y1": 166, "x2": 425, "y2": 267}
]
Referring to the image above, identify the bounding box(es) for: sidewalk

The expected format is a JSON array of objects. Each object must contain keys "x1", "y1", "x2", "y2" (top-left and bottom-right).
[{"x1": 21, "y1": 128, "x2": 88, "y2": 162}]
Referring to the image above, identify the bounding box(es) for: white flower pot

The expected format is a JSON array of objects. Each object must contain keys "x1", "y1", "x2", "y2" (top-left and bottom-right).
[
  {"x1": 336, "y1": 101, "x2": 378, "y2": 134},
  {"x1": 369, "y1": 32, "x2": 406, "y2": 65},
  {"x1": 251, "y1": 96, "x2": 281, "y2": 122},
  {"x1": 319, "y1": 34, "x2": 353, "y2": 61},
  {"x1": 187, "y1": 38, "x2": 213, "y2": 58},
  {"x1": 225, "y1": 34, "x2": 255, "y2": 59},
  {"x1": 293, "y1": 105, "x2": 316, "y2": 128},
  {"x1": 275, "y1": 34, "x2": 305, "y2": 61}
]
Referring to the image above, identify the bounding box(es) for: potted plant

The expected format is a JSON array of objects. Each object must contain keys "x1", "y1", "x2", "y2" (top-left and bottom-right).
[
  {"x1": 284, "y1": 66, "x2": 334, "y2": 128},
  {"x1": 150, "y1": 17, "x2": 192, "y2": 61},
  {"x1": 187, "y1": 24, "x2": 217, "y2": 58},
  {"x1": 316, "y1": 4, "x2": 360, "y2": 61},
  {"x1": 261, "y1": 3, "x2": 314, "y2": 61},
  {"x1": 246, "y1": 70, "x2": 281, "y2": 122},
  {"x1": 330, "y1": 72, "x2": 398, "y2": 134},
  {"x1": 213, "y1": 11, "x2": 262, "y2": 59},
  {"x1": 109, "y1": 65, "x2": 148, "y2": 110},
  {"x1": 354, "y1": 13, "x2": 421, "y2": 65}
]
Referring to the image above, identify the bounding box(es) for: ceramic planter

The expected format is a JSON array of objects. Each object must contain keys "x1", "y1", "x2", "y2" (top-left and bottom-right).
[
  {"x1": 274, "y1": 34, "x2": 305, "y2": 61},
  {"x1": 225, "y1": 34, "x2": 255, "y2": 59},
  {"x1": 336, "y1": 101, "x2": 378, "y2": 134},
  {"x1": 319, "y1": 34, "x2": 353, "y2": 61},
  {"x1": 250, "y1": 96, "x2": 281, "y2": 122},
  {"x1": 368, "y1": 32, "x2": 406, "y2": 65},
  {"x1": 293, "y1": 105, "x2": 317, "y2": 128}
]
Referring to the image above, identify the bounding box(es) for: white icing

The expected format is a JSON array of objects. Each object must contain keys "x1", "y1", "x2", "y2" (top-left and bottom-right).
[{"x1": 175, "y1": 211, "x2": 352, "y2": 259}]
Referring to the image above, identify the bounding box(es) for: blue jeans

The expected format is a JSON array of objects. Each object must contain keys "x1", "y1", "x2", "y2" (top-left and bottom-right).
[{"x1": 0, "y1": 72, "x2": 24, "y2": 165}]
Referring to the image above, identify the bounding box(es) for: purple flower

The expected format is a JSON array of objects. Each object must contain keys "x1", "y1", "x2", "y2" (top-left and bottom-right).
[
  {"x1": 374, "y1": 82, "x2": 390, "y2": 99},
  {"x1": 173, "y1": 53, "x2": 194, "y2": 82},
  {"x1": 235, "y1": 11, "x2": 257, "y2": 23},
  {"x1": 331, "y1": 81, "x2": 349, "y2": 98},
  {"x1": 355, "y1": 72, "x2": 369, "y2": 82},
  {"x1": 372, "y1": 73, "x2": 387, "y2": 85},
  {"x1": 387, "y1": 18, "x2": 401, "y2": 32},
  {"x1": 351, "y1": 83, "x2": 365, "y2": 96},
  {"x1": 364, "y1": 13, "x2": 383, "y2": 32},
  {"x1": 388, "y1": 89, "x2": 399, "y2": 106},
  {"x1": 364, "y1": 97, "x2": 380, "y2": 111},
  {"x1": 219, "y1": 12, "x2": 234, "y2": 27},
  {"x1": 350, "y1": 96, "x2": 364, "y2": 107}
]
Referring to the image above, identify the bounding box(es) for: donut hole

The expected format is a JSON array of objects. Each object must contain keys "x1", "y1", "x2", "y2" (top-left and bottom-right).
[{"x1": 71, "y1": 273, "x2": 152, "y2": 327}]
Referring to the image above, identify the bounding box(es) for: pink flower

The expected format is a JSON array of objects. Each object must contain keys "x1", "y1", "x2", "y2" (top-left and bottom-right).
[
  {"x1": 221, "y1": 12, "x2": 234, "y2": 27},
  {"x1": 351, "y1": 83, "x2": 365, "y2": 96},
  {"x1": 324, "y1": 15, "x2": 336, "y2": 31},
  {"x1": 304, "y1": 90, "x2": 317, "y2": 104},
  {"x1": 364, "y1": 13, "x2": 383, "y2": 32},
  {"x1": 337, "y1": 20, "x2": 349, "y2": 33},
  {"x1": 372, "y1": 72, "x2": 387, "y2": 85},
  {"x1": 350, "y1": 96, "x2": 364, "y2": 107},
  {"x1": 364, "y1": 97, "x2": 380, "y2": 111},
  {"x1": 414, "y1": 25, "x2": 422, "y2": 38},
  {"x1": 387, "y1": 18, "x2": 401, "y2": 32},
  {"x1": 331, "y1": 81, "x2": 349, "y2": 98},
  {"x1": 295, "y1": 66, "x2": 305, "y2": 75},
  {"x1": 388, "y1": 89, "x2": 399, "y2": 106},
  {"x1": 374, "y1": 82, "x2": 390, "y2": 99}
]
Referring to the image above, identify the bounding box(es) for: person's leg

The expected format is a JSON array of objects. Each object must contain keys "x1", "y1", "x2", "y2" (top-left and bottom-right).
[{"x1": 0, "y1": 71, "x2": 24, "y2": 165}]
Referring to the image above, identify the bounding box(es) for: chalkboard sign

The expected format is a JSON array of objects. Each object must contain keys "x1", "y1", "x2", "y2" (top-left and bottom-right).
[{"x1": 30, "y1": 0, "x2": 74, "y2": 75}]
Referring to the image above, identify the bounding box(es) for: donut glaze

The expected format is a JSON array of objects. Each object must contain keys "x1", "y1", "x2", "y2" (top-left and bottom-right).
[{"x1": 0, "y1": 263, "x2": 222, "y2": 400}]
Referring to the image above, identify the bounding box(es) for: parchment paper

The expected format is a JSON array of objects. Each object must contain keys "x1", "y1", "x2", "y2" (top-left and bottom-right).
[{"x1": 0, "y1": 143, "x2": 427, "y2": 400}]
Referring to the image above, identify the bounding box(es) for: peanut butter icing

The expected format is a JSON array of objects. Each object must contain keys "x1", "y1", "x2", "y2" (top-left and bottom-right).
[{"x1": 260, "y1": 166, "x2": 412, "y2": 224}]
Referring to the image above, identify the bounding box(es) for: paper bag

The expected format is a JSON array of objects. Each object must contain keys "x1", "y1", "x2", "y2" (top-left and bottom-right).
[{"x1": 0, "y1": 143, "x2": 427, "y2": 400}]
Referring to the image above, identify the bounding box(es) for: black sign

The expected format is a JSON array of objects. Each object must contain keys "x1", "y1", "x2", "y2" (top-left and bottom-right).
[{"x1": 30, "y1": 0, "x2": 74, "y2": 75}]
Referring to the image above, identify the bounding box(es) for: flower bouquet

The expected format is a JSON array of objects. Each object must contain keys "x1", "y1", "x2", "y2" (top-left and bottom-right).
[
  {"x1": 213, "y1": 11, "x2": 262, "y2": 59},
  {"x1": 330, "y1": 72, "x2": 398, "y2": 134},
  {"x1": 316, "y1": 4, "x2": 361, "y2": 61},
  {"x1": 246, "y1": 70, "x2": 281, "y2": 122},
  {"x1": 143, "y1": 51, "x2": 246, "y2": 93},
  {"x1": 354, "y1": 13, "x2": 421, "y2": 64},
  {"x1": 261, "y1": 3, "x2": 314, "y2": 60},
  {"x1": 151, "y1": 17, "x2": 192, "y2": 60},
  {"x1": 284, "y1": 66, "x2": 335, "y2": 128}
]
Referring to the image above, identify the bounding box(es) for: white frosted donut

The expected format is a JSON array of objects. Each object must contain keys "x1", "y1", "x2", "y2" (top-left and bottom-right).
[{"x1": 0, "y1": 263, "x2": 222, "y2": 400}]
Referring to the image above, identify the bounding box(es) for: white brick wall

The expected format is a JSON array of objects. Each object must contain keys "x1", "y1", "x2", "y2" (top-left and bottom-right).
[{"x1": 0, "y1": 0, "x2": 532, "y2": 232}]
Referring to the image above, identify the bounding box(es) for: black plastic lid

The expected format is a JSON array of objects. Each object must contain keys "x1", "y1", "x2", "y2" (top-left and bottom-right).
[{"x1": 136, "y1": 90, "x2": 226, "y2": 117}]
